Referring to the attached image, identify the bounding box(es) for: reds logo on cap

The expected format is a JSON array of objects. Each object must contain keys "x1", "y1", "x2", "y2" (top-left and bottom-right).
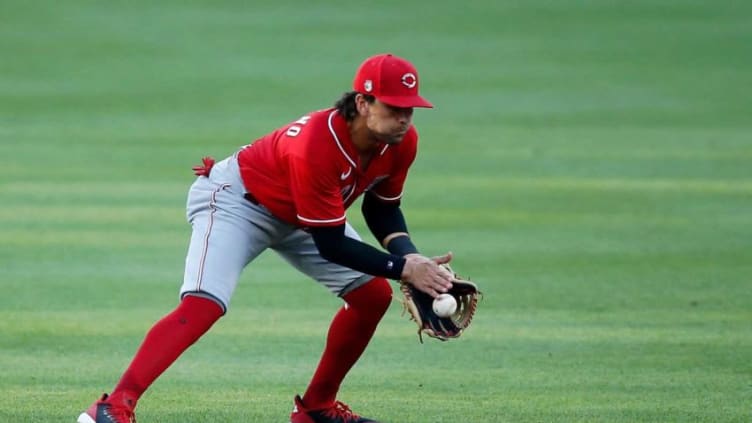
[
  {"x1": 401, "y1": 73, "x2": 417, "y2": 89},
  {"x1": 352, "y1": 53, "x2": 433, "y2": 108}
]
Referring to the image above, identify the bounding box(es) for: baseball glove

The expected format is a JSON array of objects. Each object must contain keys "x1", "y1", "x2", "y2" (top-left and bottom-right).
[{"x1": 399, "y1": 265, "x2": 481, "y2": 342}]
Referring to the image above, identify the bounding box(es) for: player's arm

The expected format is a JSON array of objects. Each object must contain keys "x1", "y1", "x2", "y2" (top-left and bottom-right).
[
  {"x1": 361, "y1": 191, "x2": 419, "y2": 256},
  {"x1": 309, "y1": 224, "x2": 406, "y2": 280},
  {"x1": 309, "y1": 225, "x2": 451, "y2": 296}
]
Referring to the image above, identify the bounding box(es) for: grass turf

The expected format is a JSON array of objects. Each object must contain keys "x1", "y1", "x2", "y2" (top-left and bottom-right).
[{"x1": 1, "y1": 0, "x2": 751, "y2": 421}]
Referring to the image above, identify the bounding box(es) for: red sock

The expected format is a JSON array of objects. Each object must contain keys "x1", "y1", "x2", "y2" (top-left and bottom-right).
[
  {"x1": 302, "y1": 277, "x2": 392, "y2": 409},
  {"x1": 111, "y1": 295, "x2": 224, "y2": 402}
]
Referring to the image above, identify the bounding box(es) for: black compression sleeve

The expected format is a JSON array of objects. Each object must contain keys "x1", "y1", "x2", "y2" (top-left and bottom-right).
[
  {"x1": 361, "y1": 192, "x2": 418, "y2": 255},
  {"x1": 385, "y1": 235, "x2": 419, "y2": 256},
  {"x1": 309, "y1": 224, "x2": 406, "y2": 280}
]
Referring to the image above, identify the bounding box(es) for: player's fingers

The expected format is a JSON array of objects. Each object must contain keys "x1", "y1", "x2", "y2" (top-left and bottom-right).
[
  {"x1": 437, "y1": 265, "x2": 454, "y2": 281},
  {"x1": 433, "y1": 275, "x2": 452, "y2": 292},
  {"x1": 433, "y1": 264, "x2": 453, "y2": 283},
  {"x1": 432, "y1": 251, "x2": 453, "y2": 265}
]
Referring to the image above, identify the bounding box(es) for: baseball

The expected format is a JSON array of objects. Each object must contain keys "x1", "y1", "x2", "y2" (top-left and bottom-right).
[{"x1": 432, "y1": 293, "x2": 457, "y2": 317}]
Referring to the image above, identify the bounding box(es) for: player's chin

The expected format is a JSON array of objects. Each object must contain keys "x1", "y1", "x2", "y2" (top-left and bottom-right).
[{"x1": 380, "y1": 132, "x2": 407, "y2": 144}]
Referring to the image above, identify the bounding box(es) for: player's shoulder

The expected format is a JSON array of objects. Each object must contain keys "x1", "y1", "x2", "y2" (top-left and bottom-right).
[
  {"x1": 292, "y1": 108, "x2": 334, "y2": 126},
  {"x1": 281, "y1": 108, "x2": 341, "y2": 158},
  {"x1": 283, "y1": 108, "x2": 337, "y2": 137}
]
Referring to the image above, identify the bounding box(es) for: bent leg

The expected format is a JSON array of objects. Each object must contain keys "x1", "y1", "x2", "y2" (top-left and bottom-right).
[
  {"x1": 302, "y1": 277, "x2": 393, "y2": 409},
  {"x1": 274, "y1": 222, "x2": 393, "y2": 408}
]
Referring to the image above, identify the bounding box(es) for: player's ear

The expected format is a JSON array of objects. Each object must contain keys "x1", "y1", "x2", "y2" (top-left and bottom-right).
[{"x1": 355, "y1": 94, "x2": 370, "y2": 116}]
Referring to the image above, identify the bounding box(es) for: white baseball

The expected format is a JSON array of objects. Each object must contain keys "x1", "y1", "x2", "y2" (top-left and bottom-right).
[{"x1": 432, "y1": 293, "x2": 457, "y2": 317}]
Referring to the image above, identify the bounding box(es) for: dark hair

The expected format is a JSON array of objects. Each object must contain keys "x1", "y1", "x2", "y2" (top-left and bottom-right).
[{"x1": 334, "y1": 91, "x2": 375, "y2": 121}]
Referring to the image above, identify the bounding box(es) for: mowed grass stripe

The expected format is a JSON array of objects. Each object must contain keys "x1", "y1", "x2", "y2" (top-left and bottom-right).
[
  {"x1": 0, "y1": 206, "x2": 183, "y2": 224},
  {"x1": 1, "y1": 229, "x2": 186, "y2": 247},
  {"x1": 411, "y1": 176, "x2": 752, "y2": 194}
]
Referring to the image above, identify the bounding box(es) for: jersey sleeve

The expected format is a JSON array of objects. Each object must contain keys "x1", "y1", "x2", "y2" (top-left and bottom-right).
[
  {"x1": 288, "y1": 151, "x2": 347, "y2": 227},
  {"x1": 369, "y1": 128, "x2": 418, "y2": 202}
]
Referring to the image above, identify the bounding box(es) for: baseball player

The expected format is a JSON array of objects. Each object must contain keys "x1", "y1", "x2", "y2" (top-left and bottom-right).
[{"x1": 78, "y1": 53, "x2": 454, "y2": 423}]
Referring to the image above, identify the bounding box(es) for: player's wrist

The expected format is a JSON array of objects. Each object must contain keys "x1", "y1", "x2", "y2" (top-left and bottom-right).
[
  {"x1": 392, "y1": 256, "x2": 408, "y2": 280},
  {"x1": 400, "y1": 256, "x2": 414, "y2": 280},
  {"x1": 385, "y1": 234, "x2": 419, "y2": 256}
]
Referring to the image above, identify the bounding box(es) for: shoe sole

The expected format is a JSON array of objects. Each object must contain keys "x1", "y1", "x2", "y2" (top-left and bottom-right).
[{"x1": 77, "y1": 412, "x2": 95, "y2": 423}]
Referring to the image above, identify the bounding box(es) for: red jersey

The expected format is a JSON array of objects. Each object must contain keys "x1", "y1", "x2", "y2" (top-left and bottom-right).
[{"x1": 237, "y1": 108, "x2": 418, "y2": 227}]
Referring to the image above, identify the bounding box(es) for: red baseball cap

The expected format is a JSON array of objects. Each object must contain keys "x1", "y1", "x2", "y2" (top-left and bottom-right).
[{"x1": 352, "y1": 53, "x2": 433, "y2": 108}]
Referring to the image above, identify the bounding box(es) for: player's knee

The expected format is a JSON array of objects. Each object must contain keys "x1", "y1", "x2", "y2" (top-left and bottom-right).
[
  {"x1": 344, "y1": 277, "x2": 392, "y2": 313},
  {"x1": 180, "y1": 294, "x2": 225, "y2": 323}
]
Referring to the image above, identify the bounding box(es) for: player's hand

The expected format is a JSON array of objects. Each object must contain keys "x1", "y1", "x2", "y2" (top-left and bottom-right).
[
  {"x1": 401, "y1": 253, "x2": 454, "y2": 298},
  {"x1": 429, "y1": 251, "x2": 453, "y2": 266}
]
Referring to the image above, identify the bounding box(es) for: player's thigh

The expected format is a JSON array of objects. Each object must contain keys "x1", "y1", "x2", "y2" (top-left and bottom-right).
[
  {"x1": 273, "y1": 222, "x2": 372, "y2": 296},
  {"x1": 181, "y1": 177, "x2": 271, "y2": 310}
]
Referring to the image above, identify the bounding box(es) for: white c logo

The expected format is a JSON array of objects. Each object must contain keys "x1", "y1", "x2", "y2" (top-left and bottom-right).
[{"x1": 401, "y1": 73, "x2": 416, "y2": 88}]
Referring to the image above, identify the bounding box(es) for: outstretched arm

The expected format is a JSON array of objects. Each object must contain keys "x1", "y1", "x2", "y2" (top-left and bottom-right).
[
  {"x1": 309, "y1": 224, "x2": 406, "y2": 280},
  {"x1": 310, "y1": 224, "x2": 453, "y2": 297}
]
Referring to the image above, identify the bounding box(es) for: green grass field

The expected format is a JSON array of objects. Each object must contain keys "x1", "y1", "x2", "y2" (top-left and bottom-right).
[{"x1": 2, "y1": 1, "x2": 751, "y2": 421}]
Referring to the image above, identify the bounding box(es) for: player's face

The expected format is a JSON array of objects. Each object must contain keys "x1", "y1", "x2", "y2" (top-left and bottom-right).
[{"x1": 363, "y1": 99, "x2": 414, "y2": 144}]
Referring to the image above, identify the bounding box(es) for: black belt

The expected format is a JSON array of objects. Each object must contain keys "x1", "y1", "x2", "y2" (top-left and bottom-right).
[{"x1": 244, "y1": 192, "x2": 260, "y2": 205}]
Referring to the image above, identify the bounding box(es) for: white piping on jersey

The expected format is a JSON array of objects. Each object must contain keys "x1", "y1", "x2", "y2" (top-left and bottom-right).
[
  {"x1": 328, "y1": 110, "x2": 357, "y2": 168},
  {"x1": 380, "y1": 144, "x2": 389, "y2": 155},
  {"x1": 342, "y1": 183, "x2": 357, "y2": 204},
  {"x1": 372, "y1": 191, "x2": 403, "y2": 201},
  {"x1": 297, "y1": 214, "x2": 347, "y2": 224}
]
